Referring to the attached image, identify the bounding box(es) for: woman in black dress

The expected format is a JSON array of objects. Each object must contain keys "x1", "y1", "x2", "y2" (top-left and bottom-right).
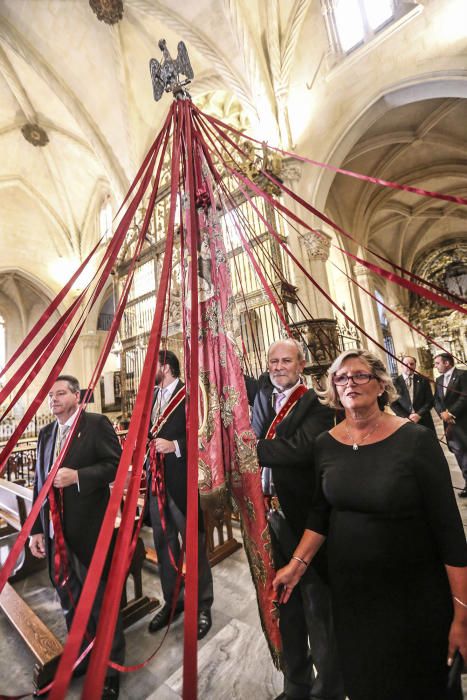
[{"x1": 273, "y1": 349, "x2": 467, "y2": 700}]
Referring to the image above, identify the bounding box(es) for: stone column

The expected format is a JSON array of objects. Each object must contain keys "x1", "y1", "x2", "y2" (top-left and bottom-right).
[
  {"x1": 389, "y1": 303, "x2": 416, "y2": 358},
  {"x1": 353, "y1": 264, "x2": 385, "y2": 358},
  {"x1": 302, "y1": 229, "x2": 334, "y2": 318},
  {"x1": 278, "y1": 159, "x2": 309, "y2": 319},
  {"x1": 76, "y1": 330, "x2": 102, "y2": 412},
  {"x1": 280, "y1": 159, "x2": 337, "y2": 320}
]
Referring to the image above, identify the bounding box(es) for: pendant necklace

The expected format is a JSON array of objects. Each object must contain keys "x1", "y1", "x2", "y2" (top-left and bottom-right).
[{"x1": 344, "y1": 419, "x2": 381, "y2": 451}]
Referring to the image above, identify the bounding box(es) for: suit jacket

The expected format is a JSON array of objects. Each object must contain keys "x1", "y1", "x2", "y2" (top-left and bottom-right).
[
  {"x1": 251, "y1": 378, "x2": 335, "y2": 539},
  {"x1": 31, "y1": 412, "x2": 121, "y2": 568},
  {"x1": 150, "y1": 380, "x2": 192, "y2": 519},
  {"x1": 434, "y1": 368, "x2": 467, "y2": 437},
  {"x1": 391, "y1": 374, "x2": 435, "y2": 431}
]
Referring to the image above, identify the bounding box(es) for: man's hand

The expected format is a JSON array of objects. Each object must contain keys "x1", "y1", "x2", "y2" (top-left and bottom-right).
[
  {"x1": 409, "y1": 413, "x2": 421, "y2": 423},
  {"x1": 29, "y1": 533, "x2": 46, "y2": 559},
  {"x1": 53, "y1": 467, "x2": 78, "y2": 488},
  {"x1": 441, "y1": 410, "x2": 456, "y2": 424},
  {"x1": 154, "y1": 438, "x2": 176, "y2": 454}
]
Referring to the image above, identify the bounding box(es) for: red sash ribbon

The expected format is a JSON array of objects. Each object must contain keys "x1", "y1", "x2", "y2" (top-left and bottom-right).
[
  {"x1": 48, "y1": 487, "x2": 70, "y2": 587},
  {"x1": 148, "y1": 386, "x2": 186, "y2": 571},
  {"x1": 265, "y1": 384, "x2": 308, "y2": 440}
]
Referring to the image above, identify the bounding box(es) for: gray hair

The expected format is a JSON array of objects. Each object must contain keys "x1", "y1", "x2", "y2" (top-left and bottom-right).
[
  {"x1": 267, "y1": 338, "x2": 305, "y2": 362},
  {"x1": 318, "y1": 348, "x2": 398, "y2": 409}
]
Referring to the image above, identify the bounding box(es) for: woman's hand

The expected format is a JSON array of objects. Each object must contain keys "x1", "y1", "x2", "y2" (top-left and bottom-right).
[
  {"x1": 272, "y1": 561, "x2": 304, "y2": 605},
  {"x1": 448, "y1": 617, "x2": 467, "y2": 669}
]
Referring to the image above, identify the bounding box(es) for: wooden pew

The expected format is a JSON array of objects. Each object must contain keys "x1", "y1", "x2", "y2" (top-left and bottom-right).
[
  {"x1": 0, "y1": 479, "x2": 158, "y2": 690},
  {"x1": 0, "y1": 582, "x2": 62, "y2": 689},
  {"x1": 0, "y1": 478, "x2": 61, "y2": 689},
  {"x1": 0, "y1": 478, "x2": 46, "y2": 581}
]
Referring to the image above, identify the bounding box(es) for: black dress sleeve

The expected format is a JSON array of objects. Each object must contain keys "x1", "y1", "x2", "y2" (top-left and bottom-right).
[
  {"x1": 305, "y1": 435, "x2": 331, "y2": 536},
  {"x1": 412, "y1": 428, "x2": 467, "y2": 567}
]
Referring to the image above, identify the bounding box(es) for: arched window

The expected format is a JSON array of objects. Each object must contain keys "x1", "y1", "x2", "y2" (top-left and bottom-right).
[
  {"x1": 0, "y1": 314, "x2": 5, "y2": 372},
  {"x1": 100, "y1": 196, "x2": 113, "y2": 241},
  {"x1": 374, "y1": 291, "x2": 397, "y2": 376},
  {"x1": 323, "y1": 0, "x2": 420, "y2": 57}
]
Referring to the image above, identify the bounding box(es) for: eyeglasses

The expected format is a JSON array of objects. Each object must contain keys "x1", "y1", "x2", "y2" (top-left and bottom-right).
[{"x1": 333, "y1": 372, "x2": 375, "y2": 386}]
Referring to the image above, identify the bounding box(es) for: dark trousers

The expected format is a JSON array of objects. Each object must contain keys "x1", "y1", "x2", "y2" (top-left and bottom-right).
[
  {"x1": 148, "y1": 489, "x2": 214, "y2": 611},
  {"x1": 270, "y1": 524, "x2": 344, "y2": 700},
  {"x1": 446, "y1": 424, "x2": 467, "y2": 483},
  {"x1": 49, "y1": 541, "x2": 125, "y2": 677}
]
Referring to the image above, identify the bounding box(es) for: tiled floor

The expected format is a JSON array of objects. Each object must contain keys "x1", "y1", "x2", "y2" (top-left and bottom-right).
[
  {"x1": 0, "y1": 523, "x2": 283, "y2": 699},
  {"x1": 1, "y1": 420, "x2": 466, "y2": 698}
]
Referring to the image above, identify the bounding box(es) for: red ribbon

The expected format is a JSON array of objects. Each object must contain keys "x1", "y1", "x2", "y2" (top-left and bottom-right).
[
  {"x1": 194, "y1": 108, "x2": 466, "y2": 308},
  {"x1": 198, "y1": 107, "x2": 467, "y2": 207}
]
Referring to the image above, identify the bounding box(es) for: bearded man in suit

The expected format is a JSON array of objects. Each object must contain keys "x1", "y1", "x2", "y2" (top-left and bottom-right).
[
  {"x1": 391, "y1": 355, "x2": 435, "y2": 431},
  {"x1": 29, "y1": 375, "x2": 124, "y2": 699},
  {"x1": 146, "y1": 350, "x2": 213, "y2": 639},
  {"x1": 251, "y1": 339, "x2": 344, "y2": 700},
  {"x1": 434, "y1": 352, "x2": 467, "y2": 497}
]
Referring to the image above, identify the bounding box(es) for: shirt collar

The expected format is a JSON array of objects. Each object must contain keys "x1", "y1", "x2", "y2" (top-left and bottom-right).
[
  {"x1": 443, "y1": 368, "x2": 454, "y2": 383},
  {"x1": 272, "y1": 378, "x2": 302, "y2": 400},
  {"x1": 57, "y1": 407, "x2": 80, "y2": 429},
  {"x1": 159, "y1": 377, "x2": 179, "y2": 399}
]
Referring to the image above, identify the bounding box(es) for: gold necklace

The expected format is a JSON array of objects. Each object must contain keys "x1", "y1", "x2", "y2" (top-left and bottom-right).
[{"x1": 344, "y1": 420, "x2": 381, "y2": 451}]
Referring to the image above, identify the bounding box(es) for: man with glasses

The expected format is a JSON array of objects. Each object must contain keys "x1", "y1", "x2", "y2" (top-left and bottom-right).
[
  {"x1": 391, "y1": 355, "x2": 435, "y2": 431},
  {"x1": 251, "y1": 339, "x2": 344, "y2": 700},
  {"x1": 29, "y1": 375, "x2": 124, "y2": 699}
]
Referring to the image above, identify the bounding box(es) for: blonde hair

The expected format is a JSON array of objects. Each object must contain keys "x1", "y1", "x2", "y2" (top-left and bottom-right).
[{"x1": 318, "y1": 348, "x2": 398, "y2": 409}]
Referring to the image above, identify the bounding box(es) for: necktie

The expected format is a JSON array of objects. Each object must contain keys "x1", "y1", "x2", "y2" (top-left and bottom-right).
[
  {"x1": 151, "y1": 388, "x2": 168, "y2": 423},
  {"x1": 443, "y1": 374, "x2": 451, "y2": 396},
  {"x1": 406, "y1": 376, "x2": 412, "y2": 389},
  {"x1": 54, "y1": 423, "x2": 70, "y2": 460},
  {"x1": 274, "y1": 392, "x2": 286, "y2": 414}
]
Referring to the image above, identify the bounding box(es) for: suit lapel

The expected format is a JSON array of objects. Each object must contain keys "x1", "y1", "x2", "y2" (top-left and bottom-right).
[
  {"x1": 445, "y1": 369, "x2": 459, "y2": 405},
  {"x1": 397, "y1": 377, "x2": 410, "y2": 410},
  {"x1": 43, "y1": 423, "x2": 57, "y2": 475}
]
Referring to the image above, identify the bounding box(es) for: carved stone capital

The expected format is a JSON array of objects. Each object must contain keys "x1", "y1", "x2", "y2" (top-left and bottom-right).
[
  {"x1": 303, "y1": 230, "x2": 331, "y2": 261},
  {"x1": 281, "y1": 157, "x2": 303, "y2": 184},
  {"x1": 80, "y1": 331, "x2": 100, "y2": 350},
  {"x1": 353, "y1": 263, "x2": 372, "y2": 278}
]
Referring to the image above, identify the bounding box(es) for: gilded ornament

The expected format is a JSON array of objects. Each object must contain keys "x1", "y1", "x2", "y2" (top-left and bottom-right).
[{"x1": 89, "y1": 0, "x2": 123, "y2": 24}]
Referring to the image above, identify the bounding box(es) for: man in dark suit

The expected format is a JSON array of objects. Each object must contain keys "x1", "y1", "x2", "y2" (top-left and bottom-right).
[
  {"x1": 252, "y1": 339, "x2": 344, "y2": 700},
  {"x1": 147, "y1": 350, "x2": 213, "y2": 639},
  {"x1": 434, "y1": 352, "x2": 467, "y2": 497},
  {"x1": 29, "y1": 375, "x2": 124, "y2": 699},
  {"x1": 391, "y1": 355, "x2": 435, "y2": 431}
]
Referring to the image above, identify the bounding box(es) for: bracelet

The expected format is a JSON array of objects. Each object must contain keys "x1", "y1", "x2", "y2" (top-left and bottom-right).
[
  {"x1": 291, "y1": 555, "x2": 308, "y2": 568},
  {"x1": 453, "y1": 596, "x2": 467, "y2": 609}
]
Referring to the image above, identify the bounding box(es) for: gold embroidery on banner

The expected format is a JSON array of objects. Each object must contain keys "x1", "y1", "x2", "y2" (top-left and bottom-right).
[
  {"x1": 198, "y1": 458, "x2": 213, "y2": 491},
  {"x1": 234, "y1": 429, "x2": 259, "y2": 474},
  {"x1": 201, "y1": 300, "x2": 223, "y2": 338},
  {"x1": 242, "y1": 531, "x2": 267, "y2": 587},
  {"x1": 244, "y1": 496, "x2": 256, "y2": 522},
  {"x1": 220, "y1": 386, "x2": 240, "y2": 427},
  {"x1": 199, "y1": 370, "x2": 220, "y2": 443}
]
